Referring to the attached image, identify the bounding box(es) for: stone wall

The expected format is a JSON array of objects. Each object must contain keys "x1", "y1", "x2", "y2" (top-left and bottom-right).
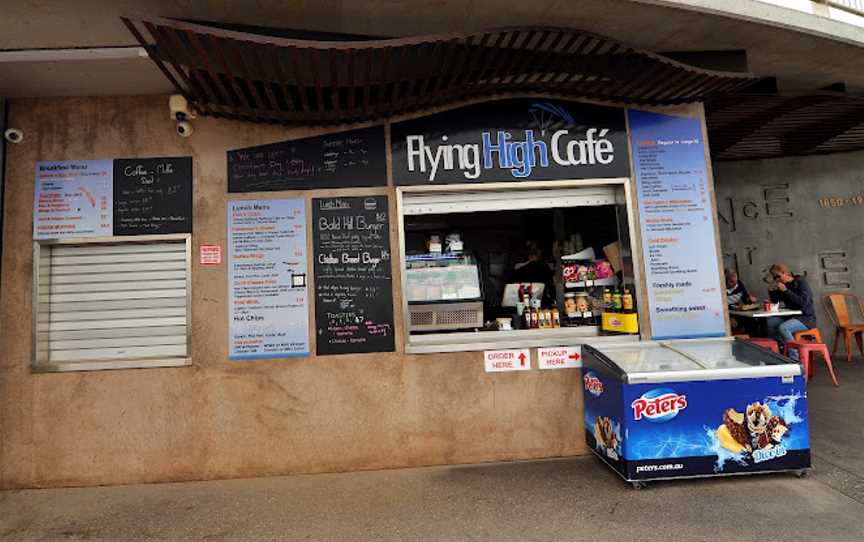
[{"x1": 714, "y1": 153, "x2": 864, "y2": 342}]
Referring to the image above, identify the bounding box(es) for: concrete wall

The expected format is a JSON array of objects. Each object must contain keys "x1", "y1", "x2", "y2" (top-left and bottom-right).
[
  {"x1": 714, "y1": 152, "x2": 864, "y2": 341},
  {"x1": 0, "y1": 95, "x2": 590, "y2": 489}
]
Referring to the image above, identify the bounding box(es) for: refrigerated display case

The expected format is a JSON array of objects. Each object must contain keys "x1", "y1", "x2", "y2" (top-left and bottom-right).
[
  {"x1": 581, "y1": 338, "x2": 810, "y2": 487},
  {"x1": 405, "y1": 253, "x2": 484, "y2": 332}
]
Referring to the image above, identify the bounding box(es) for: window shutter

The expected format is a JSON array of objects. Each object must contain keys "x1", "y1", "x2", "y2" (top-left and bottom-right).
[{"x1": 34, "y1": 237, "x2": 190, "y2": 369}]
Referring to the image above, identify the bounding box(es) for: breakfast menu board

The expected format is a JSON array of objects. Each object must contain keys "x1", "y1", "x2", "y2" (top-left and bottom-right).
[
  {"x1": 33, "y1": 157, "x2": 192, "y2": 239},
  {"x1": 628, "y1": 110, "x2": 726, "y2": 339},
  {"x1": 228, "y1": 198, "x2": 309, "y2": 360},
  {"x1": 33, "y1": 160, "x2": 113, "y2": 239},
  {"x1": 312, "y1": 196, "x2": 395, "y2": 355}
]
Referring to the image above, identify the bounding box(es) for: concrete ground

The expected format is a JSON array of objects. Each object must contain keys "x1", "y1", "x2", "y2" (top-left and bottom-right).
[{"x1": 2, "y1": 357, "x2": 863, "y2": 542}]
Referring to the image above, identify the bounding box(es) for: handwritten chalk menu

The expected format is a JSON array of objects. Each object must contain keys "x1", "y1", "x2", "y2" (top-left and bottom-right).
[
  {"x1": 227, "y1": 126, "x2": 386, "y2": 192},
  {"x1": 113, "y1": 157, "x2": 192, "y2": 235},
  {"x1": 34, "y1": 160, "x2": 113, "y2": 239},
  {"x1": 229, "y1": 199, "x2": 309, "y2": 360},
  {"x1": 628, "y1": 110, "x2": 726, "y2": 339},
  {"x1": 313, "y1": 196, "x2": 394, "y2": 355}
]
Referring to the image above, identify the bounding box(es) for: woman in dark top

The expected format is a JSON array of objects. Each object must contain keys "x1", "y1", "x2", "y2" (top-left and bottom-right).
[{"x1": 765, "y1": 263, "x2": 817, "y2": 345}]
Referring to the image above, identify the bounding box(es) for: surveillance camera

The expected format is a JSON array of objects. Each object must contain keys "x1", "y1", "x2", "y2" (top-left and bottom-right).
[
  {"x1": 176, "y1": 120, "x2": 193, "y2": 138},
  {"x1": 169, "y1": 94, "x2": 196, "y2": 121},
  {"x1": 4, "y1": 128, "x2": 24, "y2": 144}
]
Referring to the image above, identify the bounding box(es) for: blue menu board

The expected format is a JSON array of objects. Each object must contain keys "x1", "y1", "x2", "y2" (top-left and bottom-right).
[
  {"x1": 628, "y1": 110, "x2": 726, "y2": 339},
  {"x1": 228, "y1": 198, "x2": 309, "y2": 359},
  {"x1": 33, "y1": 160, "x2": 113, "y2": 239}
]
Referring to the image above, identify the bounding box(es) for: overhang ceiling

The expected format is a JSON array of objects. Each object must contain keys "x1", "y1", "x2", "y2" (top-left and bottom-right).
[
  {"x1": 3, "y1": 0, "x2": 864, "y2": 98},
  {"x1": 121, "y1": 17, "x2": 757, "y2": 125},
  {"x1": 708, "y1": 92, "x2": 864, "y2": 161}
]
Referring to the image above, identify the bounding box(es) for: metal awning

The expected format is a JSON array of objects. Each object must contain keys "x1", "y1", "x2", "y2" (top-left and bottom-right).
[
  {"x1": 122, "y1": 16, "x2": 757, "y2": 125},
  {"x1": 707, "y1": 92, "x2": 864, "y2": 161}
]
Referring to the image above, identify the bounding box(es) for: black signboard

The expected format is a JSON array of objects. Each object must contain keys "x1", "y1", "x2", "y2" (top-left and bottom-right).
[
  {"x1": 391, "y1": 99, "x2": 629, "y2": 185},
  {"x1": 313, "y1": 196, "x2": 394, "y2": 355},
  {"x1": 113, "y1": 157, "x2": 192, "y2": 235},
  {"x1": 227, "y1": 126, "x2": 387, "y2": 192}
]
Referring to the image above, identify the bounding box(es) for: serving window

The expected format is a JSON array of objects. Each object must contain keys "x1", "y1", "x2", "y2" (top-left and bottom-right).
[{"x1": 398, "y1": 181, "x2": 642, "y2": 353}]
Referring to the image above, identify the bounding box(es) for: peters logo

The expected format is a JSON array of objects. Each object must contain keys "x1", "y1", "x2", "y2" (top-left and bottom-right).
[
  {"x1": 583, "y1": 372, "x2": 604, "y2": 397},
  {"x1": 631, "y1": 388, "x2": 688, "y2": 422}
]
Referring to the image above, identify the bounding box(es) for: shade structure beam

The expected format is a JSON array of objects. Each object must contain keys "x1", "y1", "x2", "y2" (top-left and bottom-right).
[{"x1": 122, "y1": 16, "x2": 756, "y2": 126}]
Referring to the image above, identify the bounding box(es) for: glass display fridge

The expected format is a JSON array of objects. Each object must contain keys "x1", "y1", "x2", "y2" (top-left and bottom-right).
[
  {"x1": 405, "y1": 253, "x2": 484, "y2": 332},
  {"x1": 581, "y1": 338, "x2": 810, "y2": 487}
]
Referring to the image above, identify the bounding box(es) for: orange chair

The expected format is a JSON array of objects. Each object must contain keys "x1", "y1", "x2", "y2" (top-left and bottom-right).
[
  {"x1": 785, "y1": 341, "x2": 838, "y2": 386},
  {"x1": 793, "y1": 328, "x2": 823, "y2": 344},
  {"x1": 823, "y1": 293, "x2": 864, "y2": 362}
]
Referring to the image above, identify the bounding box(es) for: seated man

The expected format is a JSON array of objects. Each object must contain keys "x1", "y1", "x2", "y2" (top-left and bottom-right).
[
  {"x1": 765, "y1": 263, "x2": 817, "y2": 345},
  {"x1": 725, "y1": 268, "x2": 755, "y2": 308},
  {"x1": 725, "y1": 269, "x2": 756, "y2": 334}
]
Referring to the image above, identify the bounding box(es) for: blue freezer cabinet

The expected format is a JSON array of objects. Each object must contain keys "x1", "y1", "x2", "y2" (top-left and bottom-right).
[{"x1": 581, "y1": 339, "x2": 810, "y2": 487}]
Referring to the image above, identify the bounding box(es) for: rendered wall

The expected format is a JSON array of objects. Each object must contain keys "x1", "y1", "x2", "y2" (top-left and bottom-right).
[
  {"x1": 0, "y1": 96, "x2": 587, "y2": 488},
  {"x1": 714, "y1": 153, "x2": 864, "y2": 339}
]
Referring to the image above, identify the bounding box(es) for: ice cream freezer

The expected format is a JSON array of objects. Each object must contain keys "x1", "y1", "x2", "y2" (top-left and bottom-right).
[{"x1": 581, "y1": 338, "x2": 810, "y2": 487}]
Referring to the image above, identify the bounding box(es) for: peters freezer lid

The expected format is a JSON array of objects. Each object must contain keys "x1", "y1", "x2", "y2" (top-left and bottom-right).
[
  {"x1": 587, "y1": 342, "x2": 703, "y2": 373},
  {"x1": 587, "y1": 338, "x2": 800, "y2": 383}
]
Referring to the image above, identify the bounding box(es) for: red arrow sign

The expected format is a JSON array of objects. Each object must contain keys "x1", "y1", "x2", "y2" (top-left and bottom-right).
[
  {"x1": 568, "y1": 352, "x2": 581, "y2": 361},
  {"x1": 518, "y1": 353, "x2": 527, "y2": 367}
]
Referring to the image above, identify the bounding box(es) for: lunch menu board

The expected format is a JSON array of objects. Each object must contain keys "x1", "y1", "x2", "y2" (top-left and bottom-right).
[
  {"x1": 628, "y1": 110, "x2": 726, "y2": 339},
  {"x1": 227, "y1": 126, "x2": 387, "y2": 192},
  {"x1": 33, "y1": 157, "x2": 192, "y2": 239},
  {"x1": 313, "y1": 196, "x2": 395, "y2": 355},
  {"x1": 228, "y1": 198, "x2": 310, "y2": 360}
]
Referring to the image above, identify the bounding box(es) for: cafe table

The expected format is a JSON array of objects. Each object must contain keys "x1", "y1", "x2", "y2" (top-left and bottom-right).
[{"x1": 728, "y1": 308, "x2": 803, "y2": 338}]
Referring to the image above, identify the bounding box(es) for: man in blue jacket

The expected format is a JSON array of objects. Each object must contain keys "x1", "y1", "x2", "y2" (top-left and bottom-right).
[{"x1": 765, "y1": 263, "x2": 817, "y2": 345}]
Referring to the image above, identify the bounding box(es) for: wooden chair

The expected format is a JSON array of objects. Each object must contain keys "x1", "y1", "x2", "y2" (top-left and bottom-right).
[{"x1": 822, "y1": 292, "x2": 864, "y2": 362}]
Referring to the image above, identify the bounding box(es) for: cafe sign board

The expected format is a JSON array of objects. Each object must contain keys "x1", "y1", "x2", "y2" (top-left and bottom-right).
[{"x1": 391, "y1": 99, "x2": 629, "y2": 185}]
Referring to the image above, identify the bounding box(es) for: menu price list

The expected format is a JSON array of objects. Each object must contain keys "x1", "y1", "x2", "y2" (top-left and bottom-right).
[
  {"x1": 33, "y1": 160, "x2": 113, "y2": 239},
  {"x1": 228, "y1": 199, "x2": 309, "y2": 360},
  {"x1": 313, "y1": 196, "x2": 395, "y2": 355},
  {"x1": 113, "y1": 157, "x2": 192, "y2": 235},
  {"x1": 628, "y1": 110, "x2": 725, "y2": 339},
  {"x1": 227, "y1": 126, "x2": 387, "y2": 192}
]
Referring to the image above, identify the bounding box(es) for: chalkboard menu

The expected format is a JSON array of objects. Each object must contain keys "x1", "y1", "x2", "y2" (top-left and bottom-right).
[
  {"x1": 228, "y1": 126, "x2": 387, "y2": 192},
  {"x1": 113, "y1": 157, "x2": 192, "y2": 235},
  {"x1": 313, "y1": 196, "x2": 395, "y2": 355}
]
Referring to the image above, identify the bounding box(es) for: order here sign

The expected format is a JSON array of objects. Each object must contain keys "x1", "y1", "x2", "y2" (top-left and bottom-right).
[
  {"x1": 537, "y1": 346, "x2": 582, "y2": 370},
  {"x1": 484, "y1": 349, "x2": 531, "y2": 372}
]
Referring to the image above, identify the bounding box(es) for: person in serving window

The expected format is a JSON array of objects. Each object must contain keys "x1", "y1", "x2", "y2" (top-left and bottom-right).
[
  {"x1": 765, "y1": 263, "x2": 817, "y2": 345},
  {"x1": 509, "y1": 240, "x2": 554, "y2": 303}
]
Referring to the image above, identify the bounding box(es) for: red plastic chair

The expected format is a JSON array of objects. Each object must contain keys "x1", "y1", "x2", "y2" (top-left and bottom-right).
[
  {"x1": 740, "y1": 337, "x2": 779, "y2": 354},
  {"x1": 785, "y1": 341, "x2": 839, "y2": 386}
]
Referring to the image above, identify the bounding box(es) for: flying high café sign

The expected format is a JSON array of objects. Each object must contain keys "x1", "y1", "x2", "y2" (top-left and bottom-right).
[{"x1": 391, "y1": 99, "x2": 629, "y2": 185}]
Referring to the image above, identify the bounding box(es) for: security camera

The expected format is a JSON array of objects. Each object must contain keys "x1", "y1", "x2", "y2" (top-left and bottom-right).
[
  {"x1": 4, "y1": 128, "x2": 24, "y2": 144},
  {"x1": 176, "y1": 121, "x2": 193, "y2": 138},
  {"x1": 169, "y1": 94, "x2": 196, "y2": 122}
]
